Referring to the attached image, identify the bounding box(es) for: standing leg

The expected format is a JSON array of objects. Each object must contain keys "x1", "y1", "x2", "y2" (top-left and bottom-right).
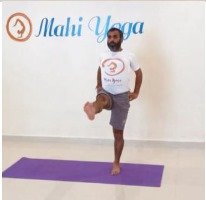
[
  {"x1": 84, "y1": 93, "x2": 111, "y2": 120},
  {"x1": 111, "y1": 128, "x2": 124, "y2": 175}
]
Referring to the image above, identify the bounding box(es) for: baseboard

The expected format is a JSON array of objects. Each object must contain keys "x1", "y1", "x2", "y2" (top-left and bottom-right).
[{"x1": 2, "y1": 134, "x2": 205, "y2": 147}]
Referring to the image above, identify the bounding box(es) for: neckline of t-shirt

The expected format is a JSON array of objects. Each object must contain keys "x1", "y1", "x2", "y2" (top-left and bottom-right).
[{"x1": 109, "y1": 49, "x2": 124, "y2": 55}]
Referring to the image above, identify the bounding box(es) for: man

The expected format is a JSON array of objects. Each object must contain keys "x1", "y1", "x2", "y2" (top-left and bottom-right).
[{"x1": 84, "y1": 27, "x2": 142, "y2": 175}]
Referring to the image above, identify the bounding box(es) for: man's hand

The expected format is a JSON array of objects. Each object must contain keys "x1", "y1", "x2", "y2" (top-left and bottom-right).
[{"x1": 128, "y1": 92, "x2": 138, "y2": 101}]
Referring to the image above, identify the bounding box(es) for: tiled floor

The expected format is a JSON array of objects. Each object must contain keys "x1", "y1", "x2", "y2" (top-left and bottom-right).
[{"x1": 2, "y1": 136, "x2": 205, "y2": 200}]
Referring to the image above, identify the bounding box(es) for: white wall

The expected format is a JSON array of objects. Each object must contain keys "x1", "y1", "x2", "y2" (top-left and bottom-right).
[{"x1": 3, "y1": 1, "x2": 205, "y2": 142}]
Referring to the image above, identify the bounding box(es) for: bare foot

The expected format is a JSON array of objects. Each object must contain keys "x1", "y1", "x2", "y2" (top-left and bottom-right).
[
  {"x1": 111, "y1": 162, "x2": 121, "y2": 175},
  {"x1": 84, "y1": 102, "x2": 95, "y2": 120}
]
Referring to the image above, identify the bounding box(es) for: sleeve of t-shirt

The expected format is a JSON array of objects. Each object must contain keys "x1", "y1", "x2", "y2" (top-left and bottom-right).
[{"x1": 129, "y1": 53, "x2": 140, "y2": 71}]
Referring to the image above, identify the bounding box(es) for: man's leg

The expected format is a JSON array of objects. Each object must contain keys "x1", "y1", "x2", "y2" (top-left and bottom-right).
[
  {"x1": 109, "y1": 92, "x2": 129, "y2": 175},
  {"x1": 111, "y1": 128, "x2": 124, "y2": 175},
  {"x1": 84, "y1": 93, "x2": 111, "y2": 120}
]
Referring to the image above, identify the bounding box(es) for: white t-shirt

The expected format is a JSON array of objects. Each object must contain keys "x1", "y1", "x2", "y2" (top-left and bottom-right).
[{"x1": 99, "y1": 49, "x2": 140, "y2": 95}]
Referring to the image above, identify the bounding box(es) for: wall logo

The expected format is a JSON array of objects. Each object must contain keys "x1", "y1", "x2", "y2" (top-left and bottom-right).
[
  {"x1": 6, "y1": 13, "x2": 144, "y2": 43},
  {"x1": 6, "y1": 13, "x2": 32, "y2": 42}
]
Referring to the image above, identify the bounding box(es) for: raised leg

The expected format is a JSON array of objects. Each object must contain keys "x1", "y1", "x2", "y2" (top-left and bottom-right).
[{"x1": 84, "y1": 94, "x2": 111, "y2": 120}]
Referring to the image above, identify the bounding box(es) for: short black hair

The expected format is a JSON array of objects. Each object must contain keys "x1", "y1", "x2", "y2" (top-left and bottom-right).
[{"x1": 107, "y1": 27, "x2": 123, "y2": 40}]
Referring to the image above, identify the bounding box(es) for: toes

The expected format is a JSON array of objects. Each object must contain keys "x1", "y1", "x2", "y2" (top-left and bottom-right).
[
  {"x1": 111, "y1": 164, "x2": 121, "y2": 175},
  {"x1": 111, "y1": 170, "x2": 120, "y2": 175}
]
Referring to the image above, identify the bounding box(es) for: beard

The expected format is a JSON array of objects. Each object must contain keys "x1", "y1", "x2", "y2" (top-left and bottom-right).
[{"x1": 107, "y1": 40, "x2": 122, "y2": 52}]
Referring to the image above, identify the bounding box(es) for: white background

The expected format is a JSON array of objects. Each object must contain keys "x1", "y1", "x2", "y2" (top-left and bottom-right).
[{"x1": 3, "y1": 1, "x2": 205, "y2": 142}]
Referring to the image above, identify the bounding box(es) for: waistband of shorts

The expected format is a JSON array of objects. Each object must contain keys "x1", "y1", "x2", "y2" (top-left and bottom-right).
[
  {"x1": 98, "y1": 88, "x2": 129, "y2": 96},
  {"x1": 105, "y1": 90, "x2": 129, "y2": 96}
]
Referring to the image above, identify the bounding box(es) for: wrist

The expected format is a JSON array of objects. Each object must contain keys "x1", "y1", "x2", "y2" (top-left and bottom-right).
[
  {"x1": 133, "y1": 92, "x2": 138, "y2": 98},
  {"x1": 96, "y1": 85, "x2": 102, "y2": 92},
  {"x1": 96, "y1": 84, "x2": 102, "y2": 88}
]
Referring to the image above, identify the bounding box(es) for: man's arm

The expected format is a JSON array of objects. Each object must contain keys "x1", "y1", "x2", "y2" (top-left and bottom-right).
[
  {"x1": 129, "y1": 68, "x2": 143, "y2": 101},
  {"x1": 96, "y1": 67, "x2": 102, "y2": 90}
]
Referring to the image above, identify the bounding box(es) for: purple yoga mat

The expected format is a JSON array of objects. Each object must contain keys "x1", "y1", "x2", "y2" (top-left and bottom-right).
[{"x1": 2, "y1": 157, "x2": 164, "y2": 187}]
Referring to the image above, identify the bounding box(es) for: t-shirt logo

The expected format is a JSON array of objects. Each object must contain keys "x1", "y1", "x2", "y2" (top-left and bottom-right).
[{"x1": 102, "y1": 58, "x2": 125, "y2": 76}]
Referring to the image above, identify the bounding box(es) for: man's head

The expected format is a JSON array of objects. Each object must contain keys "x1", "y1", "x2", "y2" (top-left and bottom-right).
[{"x1": 107, "y1": 28, "x2": 123, "y2": 52}]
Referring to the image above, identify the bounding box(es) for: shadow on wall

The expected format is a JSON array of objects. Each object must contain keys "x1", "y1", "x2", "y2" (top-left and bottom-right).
[{"x1": 136, "y1": 32, "x2": 174, "y2": 139}]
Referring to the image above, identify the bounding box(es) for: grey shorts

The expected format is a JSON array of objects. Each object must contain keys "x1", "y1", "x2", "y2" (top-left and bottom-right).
[{"x1": 97, "y1": 88, "x2": 130, "y2": 130}]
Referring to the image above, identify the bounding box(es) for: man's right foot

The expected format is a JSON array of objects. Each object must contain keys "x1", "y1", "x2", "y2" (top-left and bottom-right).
[
  {"x1": 111, "y1": 162, "x2": 121, "y2": 175},
  {"x1": 84, "y1": 102, "x2": 95, "y2": 120}
]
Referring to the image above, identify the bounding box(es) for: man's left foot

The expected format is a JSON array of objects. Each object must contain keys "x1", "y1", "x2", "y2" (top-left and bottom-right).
[
  {"x1": 111, "y1": 162, "x2": 121, "y2": 175},
  {"x1": 84, "y1": 102, "x2": 95, "y2": 120}
]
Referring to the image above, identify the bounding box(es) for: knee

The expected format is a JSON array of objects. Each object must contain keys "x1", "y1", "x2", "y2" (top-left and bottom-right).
[
  {"x1": 113, "y1": 129, "x2": 124, "y2": 141},
  {"x1": 96, "y1": 94, "x2": 108, "y2": 104}
]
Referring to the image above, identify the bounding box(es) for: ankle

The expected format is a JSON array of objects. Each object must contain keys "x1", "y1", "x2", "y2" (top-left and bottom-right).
[
  {"x1": 113, "y1": 161, "x2": 120, "y2": 165},
  {"x1": 93, "y1": 102, "x2": 102, "y2": 114}
]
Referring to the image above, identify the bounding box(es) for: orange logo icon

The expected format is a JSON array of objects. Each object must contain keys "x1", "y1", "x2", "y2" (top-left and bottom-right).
[
  {"x1": 6, "y1": 13, "x2": 32, "y2": 42},
  {"x1": 102, "y1": 58, "x2": 125, "y2": 76}
]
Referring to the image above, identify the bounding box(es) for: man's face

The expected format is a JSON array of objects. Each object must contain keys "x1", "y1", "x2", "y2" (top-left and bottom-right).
[{"x1": 107, "y1": 30, "x2": 122, "y2": 52}]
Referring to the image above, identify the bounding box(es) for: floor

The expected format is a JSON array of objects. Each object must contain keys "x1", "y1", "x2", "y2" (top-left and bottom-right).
[{"x1": 2, "y1": 136, "x2": 205, "y2": 200}]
